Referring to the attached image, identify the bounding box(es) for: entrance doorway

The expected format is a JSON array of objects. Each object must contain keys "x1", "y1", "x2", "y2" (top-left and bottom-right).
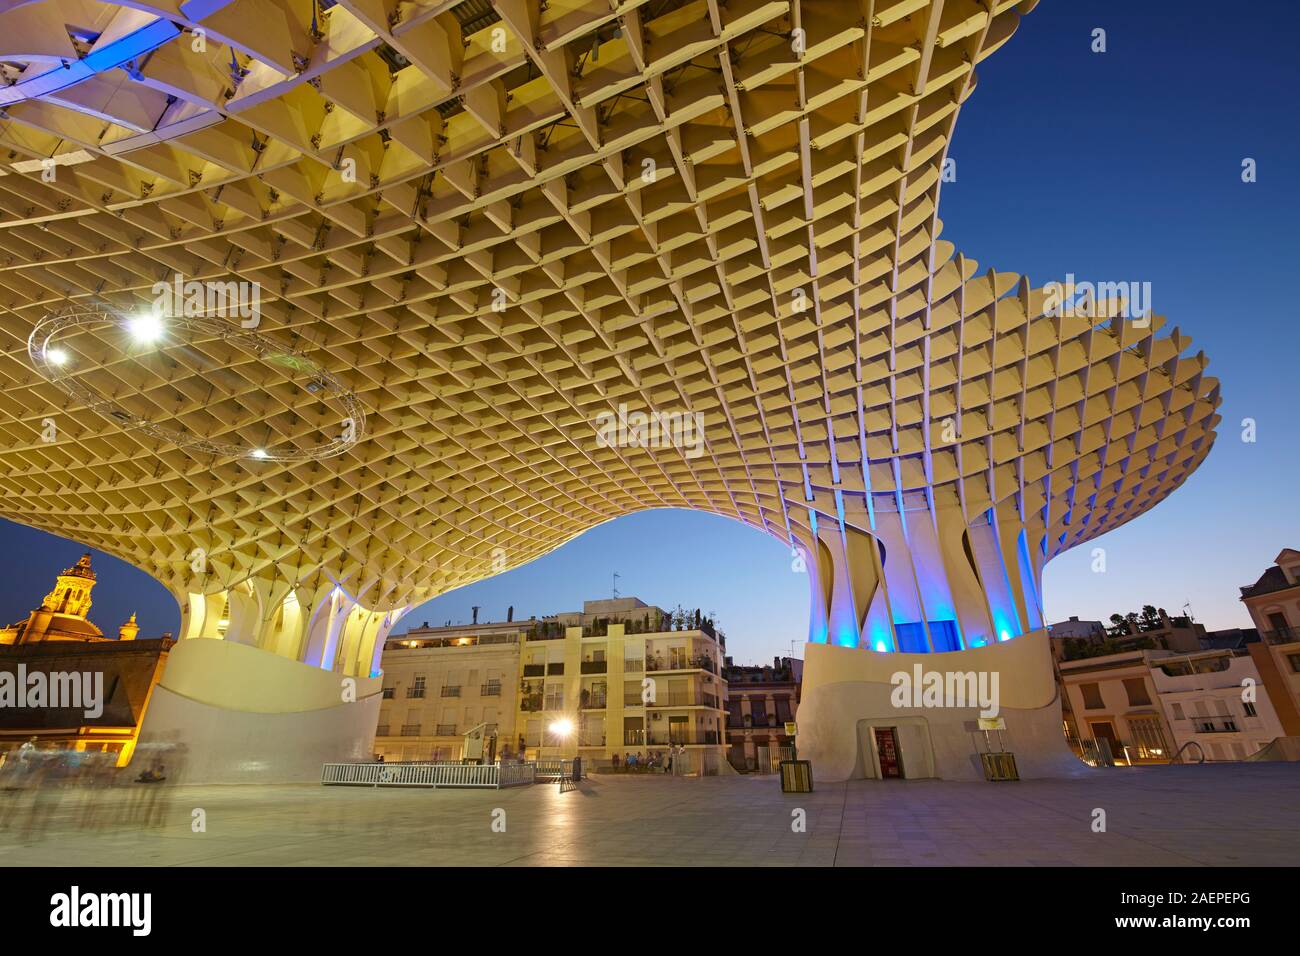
[{"x1": 874, "y1": 727, "x2": 903, "y2": 778}]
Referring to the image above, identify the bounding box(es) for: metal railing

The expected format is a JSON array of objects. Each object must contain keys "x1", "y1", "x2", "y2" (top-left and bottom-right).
[
  {"x1": 440, "y1": 686, "x2": 461, "y2": 697},
  {"x1": 322, "y1": 761, "x2": 536, "y2": 789},
  {"x1": 400, "y1": 724, "x2": 421, "y2": 736},
  {"x1": 406, "y1": 687, "x2": 426, "y2": 698},
  {"x1": 532, "y1": 758, "x2": 583, "y2": 782},
  {"x1": 1264, "y1": 626, "x2": 1298, "y2": 644},
  {"x1": 480, "y1": 683, "x2": 502, "y2": 696}
]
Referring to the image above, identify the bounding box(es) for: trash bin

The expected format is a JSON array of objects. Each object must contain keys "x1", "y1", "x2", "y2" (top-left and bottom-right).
[{"x1": 779, "y1": 760, "x2": 813, "y2": 793}]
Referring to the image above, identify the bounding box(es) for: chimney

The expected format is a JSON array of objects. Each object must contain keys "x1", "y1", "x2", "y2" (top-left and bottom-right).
[
  {"x1": 507, "y1": 605, "x2": 514, "y2": 623},
  {"x1": 472, "y1": 606, "x2": 480, "y2": 625}
]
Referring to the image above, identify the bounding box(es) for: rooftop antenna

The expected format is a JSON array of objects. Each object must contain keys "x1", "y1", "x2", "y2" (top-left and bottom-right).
[
  {"x1": 1182, "y1": 601, "x2": 1194, "y2": 623},
  {"x1": 612, "y1": 571, "x2": 620, "y2": 599}
]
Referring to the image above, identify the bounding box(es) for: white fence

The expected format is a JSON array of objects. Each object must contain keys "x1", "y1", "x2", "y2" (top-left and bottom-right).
[
  {"x1": 533, "y1": 758, "x2": 583, "y2": 781},
  {"x1": 321, "y1": 761, "x2": 536, "y2": 789}
]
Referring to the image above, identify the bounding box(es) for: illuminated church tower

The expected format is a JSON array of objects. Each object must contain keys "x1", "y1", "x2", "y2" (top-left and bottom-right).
[{"x1": 0, "y1": 553, "x2": 138, "y2": 645}]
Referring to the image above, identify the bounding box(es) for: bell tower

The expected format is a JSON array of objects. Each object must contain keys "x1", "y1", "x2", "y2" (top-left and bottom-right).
[{"x1": 41, "y1": 552, "x2": 97, "y2": 620}]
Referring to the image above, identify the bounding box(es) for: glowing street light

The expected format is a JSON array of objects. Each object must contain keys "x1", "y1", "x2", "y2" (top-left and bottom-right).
[
  {"x1": 549, "y1": 718, "x2": 574, "y2": 739},
  {"x1": 250, "y1": 448, "x2": 268, "y2": 459}
]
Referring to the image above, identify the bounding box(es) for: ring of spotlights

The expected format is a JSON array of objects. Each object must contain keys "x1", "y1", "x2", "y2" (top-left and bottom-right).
[{"x1": 28, "y1": 303, "x2": 365, "y2": 462}]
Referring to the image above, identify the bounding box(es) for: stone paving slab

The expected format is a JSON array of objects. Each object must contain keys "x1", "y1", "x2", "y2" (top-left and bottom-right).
[{"x1": 0, "y1": 762, "x2": 1296, "y2": 866}]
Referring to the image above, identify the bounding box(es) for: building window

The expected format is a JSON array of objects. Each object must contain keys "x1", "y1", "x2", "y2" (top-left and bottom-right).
[
  {"x1": 407, "y1": 676, "x2": 426, "y2": 698},
  {"x1": 382, "y1": 687, "x2": 395, "y2": 699},
  {"x1": 1080, "y1": 682, "x2": 1104, "y2": 710},
  {"x1": 1171, "y1": 702, "x2": 1185, "y2": 720},
  {"x1": 1122, "y1": 678, "x2": 1151, "y2": 707},
  {"x1": 1288, "y1": 654, "x2": 1300, "y2": 674},
  {"x1": 1127, "y1": 716, "x2": 1167, "y2": 760},
  {"x1": 1243, "y1": 701, "x2": 1257, "y2": 717}
]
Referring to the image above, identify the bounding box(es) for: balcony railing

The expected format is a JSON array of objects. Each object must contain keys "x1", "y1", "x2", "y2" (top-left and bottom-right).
[
  {"x1": 521, "y1": 696, "x2": 543, "y2": 712},
  {"x1": 622, "y1": 730, "x2": 720, "y2": 746},
  {"x1": 440, "y1": 686, "x2": 461, "y2": 698},
  {"x1": 435, "y1": 724, "x2": 457, "y2": 736},
  {"x1": 623, "y1": 658, "x2": 644, "y2": 672},
  {"x1": 400, "y1": 724, "x2": 421, "y2": 736},
  {"x1": 375, "y1": 724, "x2": 390, "y2": 736},
  {"x1": 382, "y1": 688, "x2": 395, "y2": 699},
  {"x1": 643, "y1": 691, "x2": 720, "y2": 708},
  {"x1": 581, "y1": 694, "x2": 608, "y2": 709},
  {"x1": 1264, "y1": 626, "x2": 1298, "y2": 644},
  {"x1": 581, "y1": 660, "x2": 608, "y2": 674},
  {"x1": 522, "y1": 664, "x2": 545, "y2": 677},
  {"x1": 646, "y1": 655, "x2": 717, "y2": 674},
  {"x1": 405, "y1": 687, "x2": 426, "y2": 699},
  {"x1": 480, "y1": 682, "x2": 502, "y2": 696}
]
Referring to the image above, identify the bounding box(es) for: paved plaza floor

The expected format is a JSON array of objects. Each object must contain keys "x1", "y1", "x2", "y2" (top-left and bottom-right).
[{"x1": 1, "y1": 762, "x2": 1296, "y2": 866}]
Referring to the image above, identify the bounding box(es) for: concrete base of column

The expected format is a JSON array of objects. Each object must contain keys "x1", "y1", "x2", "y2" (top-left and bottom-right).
[
  {"x1": 795, "y1": 631, "x2": 1085, "y2": 782},
  {"x1": 134, "y1": 637, "x2": 382, "y2": 784}
]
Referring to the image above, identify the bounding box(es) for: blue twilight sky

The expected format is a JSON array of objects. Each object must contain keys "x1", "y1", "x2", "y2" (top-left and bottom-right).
[{"x1": 1, "y1": 1, "x2": 1297, "y2": 664}]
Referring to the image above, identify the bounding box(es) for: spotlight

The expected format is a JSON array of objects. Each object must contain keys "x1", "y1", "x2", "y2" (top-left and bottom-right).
[
  {"x1": 250, "y1": 448, "x2": 268, "y2": 459},
  {"x1": 128, "y1": 312, "x2": 164, "y2": 344},
  {"x1": 46, "y1": 347, "x2": 69, "y2": 366}
]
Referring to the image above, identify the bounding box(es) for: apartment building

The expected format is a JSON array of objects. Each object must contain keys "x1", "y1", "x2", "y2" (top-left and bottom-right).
[
  {"x1": 374, "y1": 617, "x2": 522, "y2": 762},
  {"x1": 1239, "y1": 548, "x2": 1300, "y2": 737},
  {"x1": 515, "y1": 597, "x2": 731, "y2": 775},
  {"x1": 1059, "y1": 647, "x2": 1285, "y2": 764},
  {"x1": 721, "y1": 656, "x2": 802, "y2": 772},
  {"x1": 374, "y1": 597, "x2": 731, "y2": 773}
]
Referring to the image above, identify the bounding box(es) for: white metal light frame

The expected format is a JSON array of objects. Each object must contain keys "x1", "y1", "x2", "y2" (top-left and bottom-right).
[{"x1": 27, "y1": 303, "x2": 366, "y2": 462}]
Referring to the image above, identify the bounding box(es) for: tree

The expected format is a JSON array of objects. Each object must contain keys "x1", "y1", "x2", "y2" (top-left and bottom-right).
[{"x1": 1139, "y1": 605, "x2": 1162, "y2": 631}]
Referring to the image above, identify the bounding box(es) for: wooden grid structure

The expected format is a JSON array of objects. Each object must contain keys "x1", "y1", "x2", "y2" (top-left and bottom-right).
[{"x1": 0, "y1": 1, "x2": 1219, "y2": 646}]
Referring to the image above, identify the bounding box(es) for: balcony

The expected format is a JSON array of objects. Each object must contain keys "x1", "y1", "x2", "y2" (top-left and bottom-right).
[
  {"x1": 440, "y1": 686, "x2": 461, "y2": 698},
  {"x1": 399, "y1": 724, "x2": 421, "y2": 736},
  {"x1": 644, "y1": 691, "x2": 720, "y2": 708},
  {"x1": 623, "y1": 658, "x2": 644, "y2": 672},
  {"x1": 581, "y1": 660, "x2": 608, "y2": 674},
  {"x1": 522, "y1": 664, "x2": 545, "y2": 677},
  {"x1": 405, "y1": 687, "x2": 425, "y2": 699},
  {"x1": 646, "y1": 655, "x2": 717, "y2": 674},
  {"x1": 547, "y1": 663, "x2": 565, "y2": 676},
  {"x1": 375, "y1": 724, "x2": 390, "y2": 736},
  {"x1": 435, "y1": 724, "x2": 457, "y2": 736},
  {"x1": 480, "y1": 682, "x2": 502, "y2": 696},
  {"x1": 581, "y1": 693, "x2": 608, "y2": 710},
  {"x1": 622, "y1": 729, "x2": 721, "y2": 746},
  {"x1": 1264, "y1": 626, "x2": 1298, "y2": 645},
  {"x1": 521, "y1": 696, "x2": 543, "y2": 712}
]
